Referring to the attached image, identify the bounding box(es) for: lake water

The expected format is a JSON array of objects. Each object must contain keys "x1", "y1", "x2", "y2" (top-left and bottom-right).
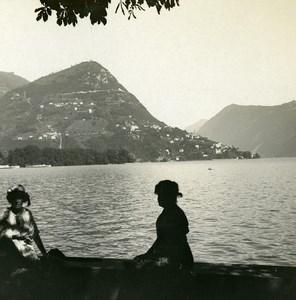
[{"x1": 0, "y1": 158, "x2": 295, "y2": 266}]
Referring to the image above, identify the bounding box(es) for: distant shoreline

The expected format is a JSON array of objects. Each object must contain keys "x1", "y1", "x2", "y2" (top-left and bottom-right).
[{"x1": 0, "y1": 157, "x2": 272, "y2": 170}]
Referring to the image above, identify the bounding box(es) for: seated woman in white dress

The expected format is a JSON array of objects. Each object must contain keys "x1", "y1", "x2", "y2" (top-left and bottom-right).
[{"x1": 0, "y1": 184, "x2": 47, "y2": 263}]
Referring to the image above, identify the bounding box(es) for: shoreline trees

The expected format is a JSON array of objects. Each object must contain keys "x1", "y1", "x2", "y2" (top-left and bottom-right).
[{"x1": 6, "y1": 145, "x2": 135, "y2": 166}]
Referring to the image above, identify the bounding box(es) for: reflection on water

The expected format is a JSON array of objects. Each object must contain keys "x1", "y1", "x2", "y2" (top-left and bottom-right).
[{"x1": 0, "y1": 158, "x2": 295, "y2": 266}]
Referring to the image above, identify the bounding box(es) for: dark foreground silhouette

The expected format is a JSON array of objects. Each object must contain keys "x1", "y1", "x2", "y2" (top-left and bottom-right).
[
  {"x1": 134, "y1": 180, "x2": 194, "y2": 274},
  {"x1": 0, "y1": 255, "x2": 295, "y2": 300}
]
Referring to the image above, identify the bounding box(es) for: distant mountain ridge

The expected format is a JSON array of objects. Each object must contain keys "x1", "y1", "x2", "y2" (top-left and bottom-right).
[
  {"x1": 185, "y1": 119, "x2": 207, "y2": 133},
  {"x1": 0, "y1": 72, "x2": 29, "y2": 98},
  {"x1": 0, "y1": 61, "x2": 255, "y2": 161},
  {"x1": 198, "y1": 101, "x2": 296, "y2": 157}
]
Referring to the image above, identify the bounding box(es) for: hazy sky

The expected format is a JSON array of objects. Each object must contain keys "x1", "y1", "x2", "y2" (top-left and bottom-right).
[{"x1": 1, "y1": 0, "x2": 296, "y2": 128}]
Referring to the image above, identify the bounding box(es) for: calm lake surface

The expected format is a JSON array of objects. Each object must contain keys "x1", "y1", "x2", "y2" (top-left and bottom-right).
[{"x1": 0, "y1": 158, "x2": 295, "y2": 266}]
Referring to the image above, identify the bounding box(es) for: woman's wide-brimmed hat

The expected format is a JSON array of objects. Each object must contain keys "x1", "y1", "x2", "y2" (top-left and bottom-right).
[
  {"x1": 6, "y1": 184, "x2": 31, "y2": 206},
  {"x1": 154, "y1": 180, "x2": 183, "y2": 197}
]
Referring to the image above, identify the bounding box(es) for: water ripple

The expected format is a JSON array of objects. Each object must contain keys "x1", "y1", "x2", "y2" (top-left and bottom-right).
[{"x1": 0, "y1": 159, "x2": 295, "y2": 265}]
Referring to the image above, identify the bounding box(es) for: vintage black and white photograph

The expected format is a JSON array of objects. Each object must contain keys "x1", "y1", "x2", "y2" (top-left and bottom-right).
[{"x1": 0, "y1": 0, "x2": 296, "y2": 299}]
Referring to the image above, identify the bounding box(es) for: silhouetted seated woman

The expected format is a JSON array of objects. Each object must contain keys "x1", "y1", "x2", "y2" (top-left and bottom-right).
[
  {"x1": 134, "y1": 180, "x2": 194, "y2": 273},
  {"x1": 0, "y1": 184, "x2": 47, "y2": 271}
]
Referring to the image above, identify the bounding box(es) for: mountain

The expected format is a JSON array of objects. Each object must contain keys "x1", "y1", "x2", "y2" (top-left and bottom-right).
[
  {"x1": 0, "y1": 72, "x2": 29, "y2": 98},
  {"x1": 198, "y1": 101, "x2": 296, "y2": 157},
  {"x1": 0, "y1": 61, "x2": 252, "y2": 161},
  {"x1": 185, "y1": 119, "x2": 207, "y2": 133}
]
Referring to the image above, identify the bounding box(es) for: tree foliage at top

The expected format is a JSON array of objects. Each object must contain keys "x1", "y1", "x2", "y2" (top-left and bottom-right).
[{"x1": 35, "y1": 0, "x2": 180, "y2": 26}]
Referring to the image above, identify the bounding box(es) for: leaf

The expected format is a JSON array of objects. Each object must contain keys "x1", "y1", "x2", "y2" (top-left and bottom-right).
[
  {"x1": 36, "y1": 13, "x2": 42, "y2": 21},
  {"x1": 43, "y1": 12, "x2": 48, "y2": 22},
  {"x1": 138, "y1": 5, "x2": 145, "y2": 11},
  {"x1": 156, "y1": 2, "x2": 162, "y2": 14},
  {"x1": 34, "y1": 7, "x2": 43, "y2": 13},
  {"x1": 90, "y1": 11, "x2": 99, "y2": 24},
  {"x1": 121, "y1": 5, "x2": 125, "y2": 15},
  {"x1": 68, "y1": 12, "x2": 78, "y2": 27},
  {"x1": 102, "y1": 17, "x2": 107, "y2": 25},
  {"x1": 115, "y1": 3, "x2": 120, "y2": 14}
]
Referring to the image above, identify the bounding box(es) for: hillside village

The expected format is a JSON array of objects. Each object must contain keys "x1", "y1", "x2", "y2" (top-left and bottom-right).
[{"x1": 0, "y1": 62, "x2": 258, "y2": 163}]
